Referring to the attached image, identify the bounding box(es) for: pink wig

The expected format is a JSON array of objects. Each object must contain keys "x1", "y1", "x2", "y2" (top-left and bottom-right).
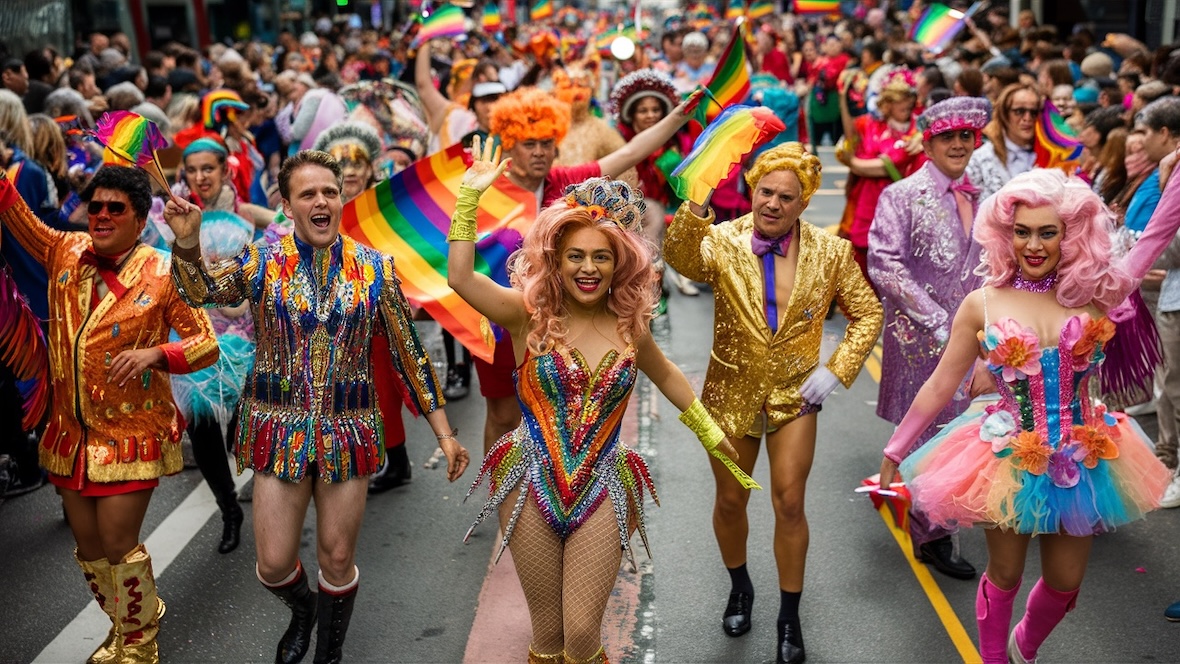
[
  {"x1": 974, "y1": 169, "x2": 1133, "y2": 312},
  {"x1": 508, "y1": 202, "x2": 658, "y2": 355}
]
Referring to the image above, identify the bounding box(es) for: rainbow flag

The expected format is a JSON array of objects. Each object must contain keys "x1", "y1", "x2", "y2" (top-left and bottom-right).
[
  {"x1": 201, "y1": 89, "x2": 249, "y2": 130},
  {"x1": 701, "y1": 24, "x2": 752, "y2": 122},
  {"x1": 1034, "y1": 101, "x2": 1083, "y2": 172},
  {"x1": 671, "y1": 105, "x2": 785, "y2": 206},
  {"x1": 530, "y1": 0, "x2": 553, "y2": 20},
  {"x1": 413, "y1": 4, "x2": 467, "y2": 47},
  {"x1": 91, "y1": 111, "x2": 167, "y2": 169},
  {"x1": 747, "y1": 0, "x2": 775, "y2": 19},
  {"x1": 726, "y1": 0, "x2": 745, "y2": 20},
  {"x1": 793, "y1": 0, "x2": 838, "y2": 15},
  {"x1": 909, "y1": 2, "x2": 983, "y2": 52},
  {"x1": 482, "y1": 2, "x2": 502, "y2": 31},
  {"x1": 340, "y1": 144, "x2": 537, "y2": 363}
]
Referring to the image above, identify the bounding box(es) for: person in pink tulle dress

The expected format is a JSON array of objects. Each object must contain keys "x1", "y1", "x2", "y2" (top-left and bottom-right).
[{"x1": 879, "y1": 164, "x2": 1180, "y2": 664}]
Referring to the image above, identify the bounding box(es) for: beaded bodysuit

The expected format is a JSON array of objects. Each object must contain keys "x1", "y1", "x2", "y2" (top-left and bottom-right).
[{"x1": 466, "y1": 344, "x2": 657, "y2": 566}]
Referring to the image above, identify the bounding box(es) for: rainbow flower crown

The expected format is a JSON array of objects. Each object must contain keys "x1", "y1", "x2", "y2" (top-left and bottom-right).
[{"x1": 563, "y1": 177, "x2": 646, "y2": 232}]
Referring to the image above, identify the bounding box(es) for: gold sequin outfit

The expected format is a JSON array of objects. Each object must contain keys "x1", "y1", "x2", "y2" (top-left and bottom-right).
[
  {"x1": 172, "y1": 233, "x2": 444, "y2": 482},
  {"x1": 664, "y1": 203, "x2": 883, "y2": 438}
]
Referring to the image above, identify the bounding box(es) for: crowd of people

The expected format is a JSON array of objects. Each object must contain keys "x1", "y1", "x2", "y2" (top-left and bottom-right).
[{"x1": 2, "y1": 1, "x2": 1180, "y2": 663}]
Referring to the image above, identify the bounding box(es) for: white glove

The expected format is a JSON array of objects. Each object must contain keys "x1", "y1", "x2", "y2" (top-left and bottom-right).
[{"x1": 800, "y1": 366, "x2": 841, "y2": 405}]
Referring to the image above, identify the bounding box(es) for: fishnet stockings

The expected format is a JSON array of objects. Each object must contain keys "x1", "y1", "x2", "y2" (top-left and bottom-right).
[{"x1": 502, "y1": 491, "x2": 624, "y2": 661}]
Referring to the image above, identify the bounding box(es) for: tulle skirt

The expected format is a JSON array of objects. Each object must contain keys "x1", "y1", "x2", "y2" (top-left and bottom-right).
[{"x1": 899, "y1": 401, "x2": 1171, "y2": 537}]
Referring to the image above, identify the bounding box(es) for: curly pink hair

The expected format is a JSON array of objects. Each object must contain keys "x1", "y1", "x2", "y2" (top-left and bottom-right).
[
  {"x1": 508, "y1": 202, "x2": 658, "y2": 354},
  {"x1": 974, "y1": 169, "x2": 1133, "y2": 312}
]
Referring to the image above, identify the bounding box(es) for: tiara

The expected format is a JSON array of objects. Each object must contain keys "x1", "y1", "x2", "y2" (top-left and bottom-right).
[{"x1": 563, "y1": 177, "x2": 646, "y2": 232}]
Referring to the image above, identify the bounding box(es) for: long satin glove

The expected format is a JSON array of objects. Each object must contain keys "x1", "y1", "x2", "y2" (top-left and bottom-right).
[
  {"x1": 882, "y1": 402, "x2": 941, "y2": 464},
  {"x1": 679, "y1": 399, "x2": 762, "y2": 490},
  {"x1": 446, "y1": 185, "x2": 480, "y2": 243}
]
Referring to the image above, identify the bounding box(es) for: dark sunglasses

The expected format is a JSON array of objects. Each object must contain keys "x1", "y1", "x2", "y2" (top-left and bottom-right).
[{"x1": 87, "y1": 200, "x2": 128, "y2": 215}]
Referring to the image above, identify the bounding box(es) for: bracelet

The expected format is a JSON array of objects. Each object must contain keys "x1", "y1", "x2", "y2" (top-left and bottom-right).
[{"x1": 435, "y1": 428, "x2": 459, "y2": 441}]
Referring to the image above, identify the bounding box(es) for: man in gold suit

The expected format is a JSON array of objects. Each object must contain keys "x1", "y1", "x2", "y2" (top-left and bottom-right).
[{"x1": 665, "y1": 142, "x2": 882, "y2": 664}]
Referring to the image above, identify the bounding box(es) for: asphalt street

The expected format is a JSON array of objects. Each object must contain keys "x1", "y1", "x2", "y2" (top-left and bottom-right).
[{"x1": 3, "y1": 148, "x2": 1180, "y2": 663}]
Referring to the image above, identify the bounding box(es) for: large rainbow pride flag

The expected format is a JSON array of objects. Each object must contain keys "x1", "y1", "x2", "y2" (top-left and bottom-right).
[
  {"x1": 909, "y1": 2, "x2": 984, "y2": 52},
  {"x1": 340, "y1": 144, "x2": 537, "y2": 362},
  {"x1": 701, "y1": 23, "x2": 751, "y2": 122}
]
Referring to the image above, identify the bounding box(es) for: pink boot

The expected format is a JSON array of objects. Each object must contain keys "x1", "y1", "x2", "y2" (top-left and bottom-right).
[
  {"x1": 1010, "y1": 578, "x2": 1079, "y2": 662},
  {"x1": 976, "y1": 573, "x2": 1020, "y2": 664}
]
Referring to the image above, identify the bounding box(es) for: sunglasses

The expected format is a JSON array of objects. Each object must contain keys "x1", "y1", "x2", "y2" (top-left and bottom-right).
[
  {"x1": 87, "y1": 200, "x2": 128, "y2": 215},
  {"x1": 1008, "y1": 107, "x2": 1041, "y2": 118}
]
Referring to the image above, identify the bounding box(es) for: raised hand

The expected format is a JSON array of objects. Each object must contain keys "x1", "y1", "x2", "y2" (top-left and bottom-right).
[
  {"x1": 461, "y1": 135, "x2": 511, "y2": 193},
  {"x1": 163, "y1": 197, "x2": 203, "y2": 249}
]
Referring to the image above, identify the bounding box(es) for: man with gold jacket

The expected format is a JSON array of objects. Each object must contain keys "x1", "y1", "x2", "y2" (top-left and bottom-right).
[{"x1": 665, "y1": 142, "x2": 882, "y2": 664}]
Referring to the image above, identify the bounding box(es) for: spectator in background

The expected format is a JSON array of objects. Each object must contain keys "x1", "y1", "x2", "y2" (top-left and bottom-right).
[
  {"x1": 144, "y1": 75, "x2": 171, "y2": 112},
  {"x1": 966, "y1": 82, "x2": 1042, "y2": 200},
  {"x1": 69, "y1": 66, "x2": 109, "y2": 116},
  {"x1": 674, "y1": 31, "x2": 714, "y2": 93},
  {"x1": 76, "y1": 32, "x2": 109, "y2": 74},
  {"x1": 1, "y1": 59, "x2": 28, "y2": 99},
  {"x1": 22, "y1": 50, "x2": 56, "y2": 114},
  {"x1": 105, "y1": 82, "x2": 145, "y2": 112},
  {"x1": 953, "y1": 67, "x2": 984, "y2": 97}
]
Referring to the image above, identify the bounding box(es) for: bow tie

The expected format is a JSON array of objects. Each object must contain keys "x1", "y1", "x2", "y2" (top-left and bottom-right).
[
  {"x1": 950, "y1": 180, "x2": 980, "y2": 200},
  {"x1": 79, "y1": 248, "x2": 122, "y2": 271},
  {"x1": 752, "y1": 230, "x2": 792, "y2": 257}
]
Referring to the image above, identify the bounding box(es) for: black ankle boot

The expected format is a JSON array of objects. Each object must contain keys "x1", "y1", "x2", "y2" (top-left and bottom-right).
[
  {"x1": 217, "y1": 498, "x2": 244, "y2": 554},
  {"x1": 264, "y1": 567, "x2": 318, "y2": 664},
  {"x1": 313, "y1": 584, "x2": 358, "y2": 664},
  {"x1": 368, "y1": 445, "x2": 411, "y2": 494},
  {"x1": 777, "y1": 620, "x2": 805, "y2": 664}
]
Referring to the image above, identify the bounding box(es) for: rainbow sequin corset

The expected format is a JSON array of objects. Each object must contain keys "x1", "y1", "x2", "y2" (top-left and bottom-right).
[
  {"x1": 465, "y1": 345, "x2": 658, "y2": 567},
  {"x1": 977, "y1": 314, "x2": 1119, "y2": 481}
]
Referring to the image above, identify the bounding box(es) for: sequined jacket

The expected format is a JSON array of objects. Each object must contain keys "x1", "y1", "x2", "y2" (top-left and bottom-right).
[
  {"x1": 868, "y1": 162, "x2": 982, "y2": 436},
  {"x1": 665, "y1": 204, "x2": 883, "y2": 438},
  {"x1": 0, "y1": 190, "x2": 218, "y2": 482},
  {"x1": 171, "y1": 232, "x2": 444, "y2": 482}
]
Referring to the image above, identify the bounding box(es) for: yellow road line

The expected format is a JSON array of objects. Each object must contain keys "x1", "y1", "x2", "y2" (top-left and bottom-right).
[{"x1": 878, "y1": 502, "x2": 982, "y2": 663}]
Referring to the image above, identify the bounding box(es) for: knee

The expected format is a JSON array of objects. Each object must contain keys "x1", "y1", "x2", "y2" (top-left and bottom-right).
[
  {"x1": 99, "y1": 531, "x2": 140, "y2": 563},
  {"x1": 256, "y1": 557, "x2": 299, "y2": 584},
  {"x1": 771, "y1": 488, "x2": 806, "y2": 524},
  {"x1": 714, "y1": 489, "x2": 750, "y2": 523},
  {"x1": 984, "y1": 564, "x2": 1024, "y2": 590},
  {"x1": 318, "y1": 547, "x2": 356, "y2": 583}
]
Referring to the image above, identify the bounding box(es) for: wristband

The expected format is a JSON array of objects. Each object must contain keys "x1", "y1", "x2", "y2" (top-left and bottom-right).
[
  {"x1": 446, "y1": 185, "x2": 480, "y2": 243},
  {"x1": 679, "y1": 399, "x2": 762, "y2": 490},
  {"x1": 436, "y1": 428, "x2": 459, "y2": 441}
]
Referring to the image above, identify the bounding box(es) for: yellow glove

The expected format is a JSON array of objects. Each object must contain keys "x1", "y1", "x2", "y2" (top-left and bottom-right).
[
  {"x1": 679, "y1": 399, "x2": 761, "y2": 490},
  {"x1": 446, "y1": 185, "x2": 480, "y2": 243}
]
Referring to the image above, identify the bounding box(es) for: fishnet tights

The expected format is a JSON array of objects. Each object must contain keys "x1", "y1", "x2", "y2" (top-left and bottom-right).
[{"x1": 502, "y1": 490, "x2": 624, "y2": 661}]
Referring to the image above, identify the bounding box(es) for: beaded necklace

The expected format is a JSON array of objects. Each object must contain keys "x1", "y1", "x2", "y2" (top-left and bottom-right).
[{"x1": 1011, "y1": 270, "x2": 1058, "y2": 293}]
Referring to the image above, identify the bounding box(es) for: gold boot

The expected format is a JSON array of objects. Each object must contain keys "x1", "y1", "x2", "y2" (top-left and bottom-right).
[
  {"x1": 563, "y1": 646, "x2": 608, "y2": 664},
  {"x1": 76, "y1": 550, "x2": 117, "y2": 664},
  {"x1": 110, "y1": 544, "x2": 163, "y2": 664},
  {"x1": 528, "y1": 646, "x2": 563, "y2": 664}
]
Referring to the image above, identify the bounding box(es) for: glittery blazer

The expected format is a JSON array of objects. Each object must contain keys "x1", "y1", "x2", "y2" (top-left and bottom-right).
[
  {"x1": 665, "y1": 204, "x2": 883, "y2": 438},
  {"x1": 0, "y1": 191, "x2": 218, "y2": 482},
  {"x1": 171, "y1": 232, "x2": 443, "y2": 482}
]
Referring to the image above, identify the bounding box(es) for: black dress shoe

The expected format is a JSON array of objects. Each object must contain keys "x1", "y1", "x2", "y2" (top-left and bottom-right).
[
  {"x1": 722, "y1": 591, "x2": 752, "y2": 637},
  {"x1": 368, "y1": 445, "x2": 412, "y2": 494},
  {"x1": 777, "y1": 621, "x2": 806, "y2": 664},
  {"x1": 917, "y1": 537, "x2": 977, "y2": 580}
]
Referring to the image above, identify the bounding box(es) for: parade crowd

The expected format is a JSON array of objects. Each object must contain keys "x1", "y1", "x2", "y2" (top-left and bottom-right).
[{"x1": 2, "y1": 1, "x2": 1180, "y2": 663}]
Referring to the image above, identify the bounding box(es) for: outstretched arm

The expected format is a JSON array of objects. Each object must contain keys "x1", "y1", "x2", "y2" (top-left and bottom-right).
[
  {"x1": 597, "y1": 90, "x2": 702, "y2": 178},
  {"x1": 415, "y1": 41, "x2": 455, "y2": 130},
  {"x1": 446, "y1": 136, "x2": 528, "y2": 332},
  {"x1": 1123, "y1": 148, "x2": 1180, "y2": 286}
]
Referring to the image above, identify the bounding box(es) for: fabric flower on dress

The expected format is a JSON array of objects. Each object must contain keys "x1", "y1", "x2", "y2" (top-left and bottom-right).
[
  {"x1": 1009, "y1": 430, "x2": 1052, "y2": 475},
  {"x1": 980, "y1": 410, "x2": 1018, "y2": 454},
  {"x1": 981, "y1": 319, "x2": 1043, "y2": 382},
  {"x1": 1047, "y1": 444, "x2": 1085, "y2": 488},
  {"x1": 1071, "y1": 424, "x2": 1119, "y2": 469},
  {"x1": 1069, "y1": 314, "x2": 1116, "y2": 367}
]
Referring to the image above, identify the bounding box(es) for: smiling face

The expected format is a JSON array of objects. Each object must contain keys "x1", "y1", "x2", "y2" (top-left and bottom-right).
[
  {"x1": 87, "y1": 188, "x2": 145, "y2": 256},
  {"x1": 338, "y1": 157, "x2": 373, "y2": 202},
  {"x1": 559, "y1": 226, "x2": 615, "y2": 310},
  {"x1": 1012, "y1": 204, "x2": 1062, "y2": 279},
  {"x1": 751, "y1": 170, "x2": 807, "y2": 238},
  {"x1": 184, "y1": 151, "x2": 227, "y2": 203},
  {"x1": 631, "y1": 96, "x2": 666, "y2": 132},
  {"x1": 282, "y1": 163, "x2": 343, "y2": 248},
  {"x1": 925, "y1": 128, "x2": 978, "y2": 180}
]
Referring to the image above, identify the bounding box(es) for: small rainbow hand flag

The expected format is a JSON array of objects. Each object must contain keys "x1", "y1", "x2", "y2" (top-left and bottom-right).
[
  {"x1": 413, "y1": 4, "x2": 468, "y2": 48},
  {"x1": 91, "y1": 111, "x2": 168, "y2": 170},
  {"x1": 909, "y1": 1, "x2": 984, "y2": 52},
  {"x1": 671, "y1": 105, "x2": 785, "y2": 206},
  {"x1": 793, "y1": 0, "x2": 839, "y2": 15},
  {"x1": 1034, "y1": 101, "x2": 1083, "y2": 172},
  {"x1": 530, "y1": 0, "x2": 553, "y2": 20},
  {"x1": 747, "y1": 0, "x2": 775, "y2": 19},
  {"x1": 340, "y1": 143, "x2": 538, "y2": 363},
  {"x1": 701, "y1": 23, "x2": 752, "y2": 122},
  {"x1": 482, "y1": 2, "x2": 502, "y2": 31}
]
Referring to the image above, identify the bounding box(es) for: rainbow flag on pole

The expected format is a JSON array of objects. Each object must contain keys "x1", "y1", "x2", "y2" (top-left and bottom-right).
[
  {"x1": 340, "y1": 144, "x2": 537, "y2": 363},
  {"x1": 530, "y1": 0, "x2": 553, "y2": 20},
  {"x1": 412, "y1": 4, "x2": 468, "y2": 47},
  {"x1": 671, "y1": 105, "x2": 785, "y2": 206},
  {"x1": 793, "y1": 0, "x2": 839, "y2": 15},
  {"x1": 701, "y1": 24, "x2": 752, "y2": 122},
  {"x1": 1034, "y1": 101, "x2": 1083, "y2": 172},
  {"x1": 909, "y1": 1, "x2": 984, "y2": 52},
  {"x1": 482, "y1": 2, "x2": 502, "y2": 31},
  {"x1": 747, "y1": 0, "x2": 775, "y2": 19},
  {"x1": 726, "y1": 0, "x2": 746, "y2": 20}
]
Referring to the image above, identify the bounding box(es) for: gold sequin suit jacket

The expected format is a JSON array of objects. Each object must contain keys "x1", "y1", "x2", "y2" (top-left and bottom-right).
[
  {"x1": 172, "y1": 233, "x2": 444, "y2": 482},
  {"x1": 665, "y1": 204, "x2": 883, "y2": 438},
  {"x1": 0, "y1": 193, "x2": 218, "y2": 482}
]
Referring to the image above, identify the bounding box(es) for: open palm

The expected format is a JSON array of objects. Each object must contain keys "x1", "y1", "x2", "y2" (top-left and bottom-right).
[{"x1": 461, "y1": 135, "x2": 511, "y2": 193}]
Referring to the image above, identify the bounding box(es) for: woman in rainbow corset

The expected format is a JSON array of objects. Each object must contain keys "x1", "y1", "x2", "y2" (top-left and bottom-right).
[
  {"x1": 879, "y1": 166, "x2": 1180, "y2": 663},
  {"x1": 449, "y1": 138, "x2": 757, "y2": 664}
]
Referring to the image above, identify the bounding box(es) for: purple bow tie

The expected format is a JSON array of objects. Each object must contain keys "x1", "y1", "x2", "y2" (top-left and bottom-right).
[
  {"x1": 950, "y1": 179, "x2": 980, "y2": 200},
  {"x1": 752, "y1": 230, "x2": 792, "y2": 257}
]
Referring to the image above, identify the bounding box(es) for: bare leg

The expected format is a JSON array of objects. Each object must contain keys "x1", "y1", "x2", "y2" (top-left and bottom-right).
[
  {"x1": 765, "y1": 413, "x2": 817, "y2": 592},
  {"x1": 62, "y1": 488, "x2": 154, "y2": 563},
  {"x1": 252, "y1": 473, "x2": 314, "y2": 583},
  {"x1": 1010, "y1": 534, "x2": 1091, "y2": 662},
  {"x1": 312, "y1": 477, "x2": 369, "y2": 585},
  {"x1": 501, "y1": 490, "x2": 565, "y2": 655},
  {"x1": 982, "y1": 528, "x2": 1031, "y2": 590},
  {"x1": 560, "y1": 497, "x2": 624, "y2": 660},
  {"x1": 710, "y1": 433, "x2": 761, "y2": 568}
]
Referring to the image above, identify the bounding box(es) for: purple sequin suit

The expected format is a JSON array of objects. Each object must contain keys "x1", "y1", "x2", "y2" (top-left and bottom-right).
[{"x1": 869, "y1": 162, "x2": 982, "y2": 445}]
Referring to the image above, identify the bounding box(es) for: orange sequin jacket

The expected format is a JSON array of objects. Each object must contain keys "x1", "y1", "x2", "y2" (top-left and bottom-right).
[{"x1": 0, "y1": 183, "x2": 218, "y2": 482}]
